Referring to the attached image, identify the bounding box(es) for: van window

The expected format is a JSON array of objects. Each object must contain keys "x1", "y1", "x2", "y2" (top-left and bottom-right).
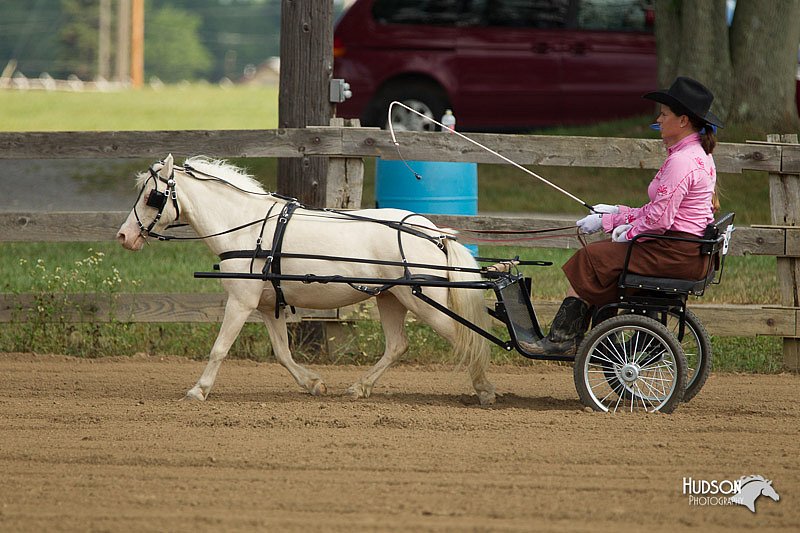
[
  {"x1": 468, "y1": 0, "x2": 570, "y2": 28},
  {"x1": 372, "y1": 0, "x2": 464, "y2": 25},
  {"x1": 577, "y1": 0, "x2": 652, "y2": 32},
  {"x1": 372, "y1": 0, "x2": 572, "y2": 29}
]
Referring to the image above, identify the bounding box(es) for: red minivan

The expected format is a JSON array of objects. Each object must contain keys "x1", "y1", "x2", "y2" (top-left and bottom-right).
[{"x1": 334, "y1": 0, "x2": 659, "y2": 131}]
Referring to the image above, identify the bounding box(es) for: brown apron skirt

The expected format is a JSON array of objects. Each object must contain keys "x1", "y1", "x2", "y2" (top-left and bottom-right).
[{"x1": 562, "y1": 231, "x2": 710, "y2": 307}]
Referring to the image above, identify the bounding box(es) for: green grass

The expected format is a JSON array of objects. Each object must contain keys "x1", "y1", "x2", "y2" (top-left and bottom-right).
[
  {"x1": 0, "y1": 241, "x2": 783, "y2": 371},
  {"x1": 0, "y1": 85, "x2": 786, "y2": 370},
  {"x1": 0, "y1": 84, "x2": 279, "y2": 131}
]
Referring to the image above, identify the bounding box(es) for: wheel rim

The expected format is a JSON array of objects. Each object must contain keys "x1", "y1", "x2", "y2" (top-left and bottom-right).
[
  {"x1": 584, "y1": 324, "x2": 679, "y2": 412},
  {"x1": 389, "y1": 99, "x2": 437, "y2": 131}
]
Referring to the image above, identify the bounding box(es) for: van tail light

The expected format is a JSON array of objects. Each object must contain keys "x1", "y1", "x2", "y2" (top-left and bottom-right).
[{"x1": 334, "y1": 36, "x2": 346, "y2": 58}]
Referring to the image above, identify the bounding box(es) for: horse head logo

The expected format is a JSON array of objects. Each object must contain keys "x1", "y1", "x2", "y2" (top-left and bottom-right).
[{"x1": 732, "y1": 475, "x2": 780, "y2": 513}]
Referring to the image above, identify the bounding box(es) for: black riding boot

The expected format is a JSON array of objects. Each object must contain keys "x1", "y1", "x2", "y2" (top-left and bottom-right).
[{"x1": 519, "y1": 297, "x2": 591, "y2": 356}]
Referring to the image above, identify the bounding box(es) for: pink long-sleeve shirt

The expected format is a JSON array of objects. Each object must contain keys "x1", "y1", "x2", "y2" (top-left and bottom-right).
[{"x1": 602, "y1": 132, "x2": 716, "y2": 239}]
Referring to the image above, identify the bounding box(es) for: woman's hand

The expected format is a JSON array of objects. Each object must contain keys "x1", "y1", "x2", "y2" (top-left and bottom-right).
[
  {"x1": 612, "y1": 224, "x2": 633, "y2": 242},
  {"x1": 577, "y1": 213, "x2": 603, "y2": 234},
  {"x1": 592, "y1": 203, "x2": 619, "y2": 214}
]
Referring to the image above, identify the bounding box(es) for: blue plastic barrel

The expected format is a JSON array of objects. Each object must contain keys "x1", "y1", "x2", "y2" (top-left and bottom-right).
[{"x1": 375, "y1": 159, "x2": 478, "y2": 254}]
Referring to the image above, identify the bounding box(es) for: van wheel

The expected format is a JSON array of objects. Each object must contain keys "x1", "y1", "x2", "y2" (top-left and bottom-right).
[{"x1": 365, "y1": 81, "x2": 449, "y2": 131}]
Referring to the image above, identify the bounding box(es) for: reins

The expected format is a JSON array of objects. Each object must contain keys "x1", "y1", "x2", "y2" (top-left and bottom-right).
[{"x1": 135, "y1": 160, "x2": 582, "y2": 255}]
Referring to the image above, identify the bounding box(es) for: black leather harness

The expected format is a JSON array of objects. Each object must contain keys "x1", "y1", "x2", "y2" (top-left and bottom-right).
[{"x1": 217, "y1": 201, "x2": 451, "y2": 318}]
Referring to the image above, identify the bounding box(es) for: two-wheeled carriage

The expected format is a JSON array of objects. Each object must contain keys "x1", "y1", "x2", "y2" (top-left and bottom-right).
[{"x1": 194, "y1": 200, "x2": 735, "y2": 414}]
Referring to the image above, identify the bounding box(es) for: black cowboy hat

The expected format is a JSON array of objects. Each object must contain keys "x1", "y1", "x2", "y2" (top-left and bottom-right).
[{"x1": 644, "y1": 76, "x2": 723, "y2": 128}]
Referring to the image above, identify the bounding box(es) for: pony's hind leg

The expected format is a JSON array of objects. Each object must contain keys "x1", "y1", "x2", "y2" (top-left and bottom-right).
[
  {"x1": 262, "y1": 313, "x2": 327, "y2": 396},
  {"x1": 186, "y1": 296, "x2": 253, "y2": 401},
  {"x1": 349, "y1": 292, "x2": 409, "y2": 399},
  {"x1": 395, "y1": 287, "x2": 495, "y2": 406}
]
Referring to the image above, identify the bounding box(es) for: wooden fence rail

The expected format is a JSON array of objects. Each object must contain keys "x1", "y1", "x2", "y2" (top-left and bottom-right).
[
  {"x1": 0, "y1": 128, "x2": 794, "y2": 174},
  {"x1": 1, "y1": 128, "x2": 798, "y2": 369}
]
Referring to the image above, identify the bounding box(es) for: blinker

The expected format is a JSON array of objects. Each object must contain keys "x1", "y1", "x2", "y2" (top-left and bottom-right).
[{"x1": 146, "y1": 189, "x2": 168, "y2": 209}]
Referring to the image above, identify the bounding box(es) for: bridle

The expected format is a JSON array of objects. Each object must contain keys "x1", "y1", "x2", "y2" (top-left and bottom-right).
[
  {"x1": 133, "y1": 164, "x2": 182, "y2": 240},
  {"x1": 131, "y1": 161, "x2": 279, "y2": 243}
]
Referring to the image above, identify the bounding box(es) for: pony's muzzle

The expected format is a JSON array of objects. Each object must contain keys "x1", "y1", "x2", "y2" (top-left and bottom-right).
[{"x1": 116, "y1": 229, "x2": 144, "y2": 251}]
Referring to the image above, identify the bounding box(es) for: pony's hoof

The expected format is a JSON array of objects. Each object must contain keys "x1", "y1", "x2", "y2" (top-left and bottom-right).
[
  {"x1": 310, "y1": 380, "x2": 327, "y2": 396},
  {"x1": 477, "y1": 390, "x2": 496, "y2": 406},
  {"x1": 184, "y1": 388, "x2": 206, "y2": 401},
  {"x1": 347, "y1": 382, "x2": 371, "y2": 399}
]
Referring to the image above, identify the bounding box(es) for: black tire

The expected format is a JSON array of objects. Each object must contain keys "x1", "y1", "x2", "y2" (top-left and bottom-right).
[
  {"x1": 574, "y1": 315, "x2": 687, "y2": 414},
  {"x1": 664, "y1": 309, "x2": 712, "y2": 402},
  {"x1": 364, "y1": 80, "x2": 450, "y2": 131}
]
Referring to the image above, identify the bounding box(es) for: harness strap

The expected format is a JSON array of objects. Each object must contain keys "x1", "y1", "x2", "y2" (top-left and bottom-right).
[
  {"x1": 322, "y1": 208, "x2": 449, "y2": 251},
  {"x1": 219, "y1": 249, "x2": 272, "y2": 262},
  {"x1": 251, "y1": 202, "x2": 279, "y2": 274},
  {"x1": 267, "y1": 201, "x2": 300, "y2": 318}
]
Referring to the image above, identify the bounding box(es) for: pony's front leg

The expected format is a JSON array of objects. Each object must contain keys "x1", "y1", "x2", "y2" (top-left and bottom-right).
[
  {"x1": 185, "y1": 297, "x2": 253, "y2": 401},
  {"x1": 262, "y1": 313, "x2": 327, "y2": 396}
]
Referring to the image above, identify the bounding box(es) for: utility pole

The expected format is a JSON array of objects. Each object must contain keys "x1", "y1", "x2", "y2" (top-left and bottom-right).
[
  {"x1": 131, "y1": 0, "x2": 145, "y2": 88},
  {"x1": 97, "y1": 0, "x2": 111, "y2": 80},
  {"x1": 116, "y1": 0, "x2": 131, "y2": 83},
  {"x1": 277, "y1": 0, "x2": 335, "y2": 206}
]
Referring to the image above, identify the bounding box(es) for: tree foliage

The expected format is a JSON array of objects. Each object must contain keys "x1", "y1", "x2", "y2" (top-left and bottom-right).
[
  {"x1": 58, "y1": 0, "x2": 100, "y2": 79},
  {"x1": 0, "y1": 1, "x2": 347, "y2": 83},
  {"x1": 655, "y1": 0, "x2": 800, "y2": 134},
  {"x1": 0, "y1": 0, "x2": 67, "y2": 77},
  {"x1": 144, "y1": 6, "x2": 213, "y2": 82}
]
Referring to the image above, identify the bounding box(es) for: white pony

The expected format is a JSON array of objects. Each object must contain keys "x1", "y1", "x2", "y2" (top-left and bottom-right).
[{"x1": 116, "y1": 155, "x2": 495, "y2": 405}]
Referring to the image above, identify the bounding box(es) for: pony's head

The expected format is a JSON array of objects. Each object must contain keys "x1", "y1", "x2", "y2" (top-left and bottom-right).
[{"x1": 117, "y1": 154, "x2": 180, "y2": 251}]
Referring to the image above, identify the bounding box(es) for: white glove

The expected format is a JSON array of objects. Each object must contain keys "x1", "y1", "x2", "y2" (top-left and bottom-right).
[
  {"x1": 577, "y1": 213, "x2": 603, "y2": 234},
  {"x1": 612, "y1": 224, "x2": 633, "y2": 243},
  {"x1": 593, "y1": 203, "x2": 619, "y2": 214}
]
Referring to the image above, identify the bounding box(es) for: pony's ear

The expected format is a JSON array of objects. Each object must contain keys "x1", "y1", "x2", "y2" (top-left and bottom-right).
[{"x1": 161, "y1": 154, "x2": 174, "y2": 179}]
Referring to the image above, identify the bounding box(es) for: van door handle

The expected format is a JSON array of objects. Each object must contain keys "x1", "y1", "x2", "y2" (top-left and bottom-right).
[{"x1": 572, "y1": 42, "x2": 587, "y2": 54}]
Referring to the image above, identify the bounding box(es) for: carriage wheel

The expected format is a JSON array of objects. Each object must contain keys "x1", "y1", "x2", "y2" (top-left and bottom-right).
[
  {"x1": 663, "y1": 309, "x2": 712, "y2": 402},
  {"x1": 574, "y1": 315, "x2": 687, "y2": 414}
]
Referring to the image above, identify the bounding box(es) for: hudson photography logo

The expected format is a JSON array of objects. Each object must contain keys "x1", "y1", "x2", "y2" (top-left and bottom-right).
[{"x1": 682, "y1": 475, "x2": 781, "y2": 512}]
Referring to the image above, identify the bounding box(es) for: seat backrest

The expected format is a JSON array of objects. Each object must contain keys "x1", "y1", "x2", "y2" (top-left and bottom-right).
[
  {"x1": 700, "y1": 212, "x2": 735, "y2": 256},
  {"x1": 705, "y1": 212, "x2": 735, "y2": 286}
]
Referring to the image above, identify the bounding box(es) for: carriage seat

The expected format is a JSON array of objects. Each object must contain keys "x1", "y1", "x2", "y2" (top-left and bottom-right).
[
  {"x1": 618, "y1": 212, "x2": 735, "y2": 298},
  {"x1": 622, "y1": 273, "x2": 711, "y2": 296}
]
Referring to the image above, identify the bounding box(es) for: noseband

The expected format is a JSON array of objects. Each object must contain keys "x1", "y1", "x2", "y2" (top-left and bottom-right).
[{"x1": 133, "y1": 164, "x2": 181, "y2": 240}]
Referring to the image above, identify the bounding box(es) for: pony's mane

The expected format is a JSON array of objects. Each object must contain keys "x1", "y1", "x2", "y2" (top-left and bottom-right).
[
  {"x1": 183, "y1": 156, "x2": 267, "y2": 193},
  {"x1": 135, "y1": 156, "x2": 267, "y2": 194}
]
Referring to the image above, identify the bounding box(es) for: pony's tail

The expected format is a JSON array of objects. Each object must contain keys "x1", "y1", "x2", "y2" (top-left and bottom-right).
[{"x1": 444, "y1": 238, "x2": 493, "y2": 396}]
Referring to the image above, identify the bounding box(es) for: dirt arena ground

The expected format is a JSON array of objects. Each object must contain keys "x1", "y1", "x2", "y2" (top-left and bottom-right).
[{"x1": 0, "y1": 353, "x2": 797, "y2": 532}]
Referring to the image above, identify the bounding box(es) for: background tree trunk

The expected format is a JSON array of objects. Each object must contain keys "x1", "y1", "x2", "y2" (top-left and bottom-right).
[
  {"x1": 729, "y1": 0, "x2": 800, "y2": 131},
  {"x1": 655, "y1": 0, "x2": 799, "y2": 132},
  {"x1": 655, "y1": 0, "x2": 732, "y2": 120},
  {"x1": 654, "y1": 0, "x2": 682, "y2": 86}
]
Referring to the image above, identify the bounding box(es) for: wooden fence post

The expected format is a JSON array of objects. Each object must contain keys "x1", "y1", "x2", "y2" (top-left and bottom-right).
[
  {"x1": 767, "y1": 133, "x2": 800, "y2": 371},
  {"x1": 326, "y1": 117, "x2": 364, "y2": 209},
  {"x1": 277, "y1": 0, "x2": 334, "y2": 207}
]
